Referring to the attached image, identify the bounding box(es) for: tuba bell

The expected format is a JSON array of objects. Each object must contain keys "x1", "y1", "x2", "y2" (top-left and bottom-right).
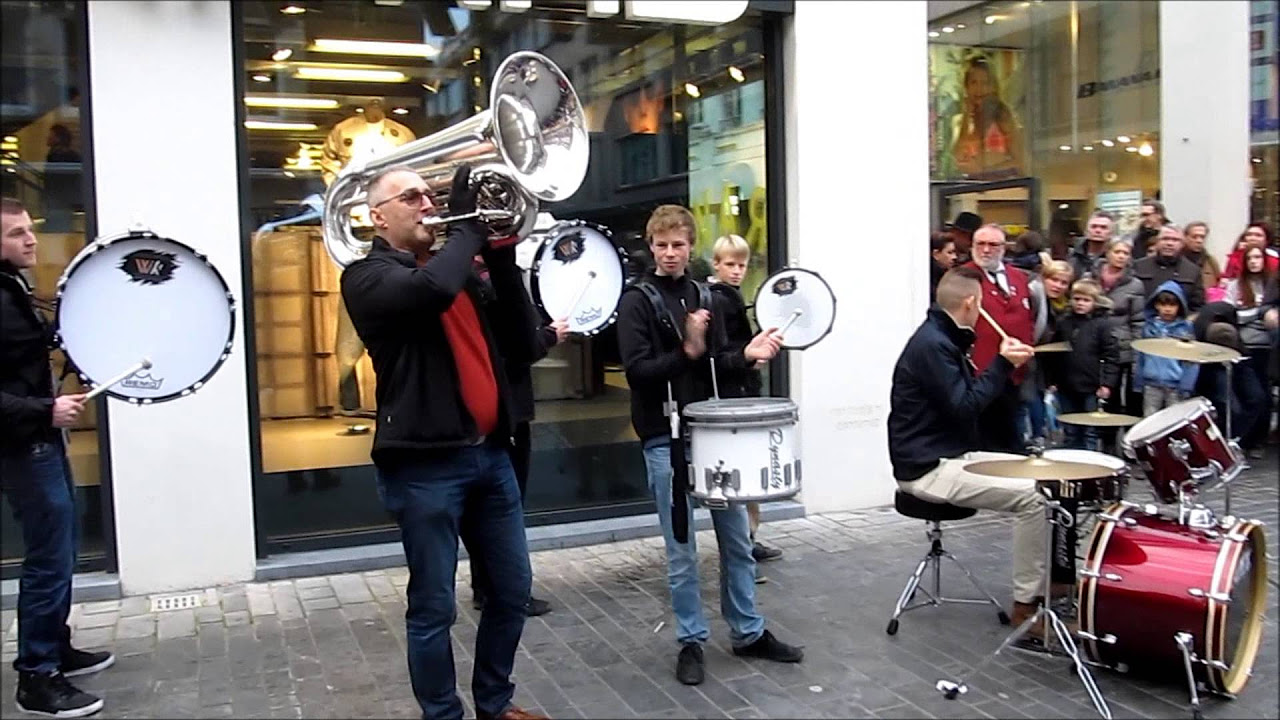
[{"x1": 322, "y1": 51, "x2": 589, "y2": 268}]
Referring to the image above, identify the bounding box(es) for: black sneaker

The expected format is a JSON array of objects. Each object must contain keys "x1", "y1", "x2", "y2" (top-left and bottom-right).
[
  {"x1": 733, "y1": 629, "x2": 803, "y2": 663},
  {"x1": 16, "y1": 671, "x2": 103, "y2": 718},
  {"x1": 675, "y1": 643, "x2": 704, "y2": 685},
  {"x1": 60, "y1": 648, "x2": 115, "y2": 678},
  {"x1": 752, "y1": 542, "x2": 783, "y2": 563},
  {"x1": 472, "y1": 591, "x2": 486, "y2": 611},
  {"x1": 525, "y1": 596, "x2": 552, "y2": 617}
]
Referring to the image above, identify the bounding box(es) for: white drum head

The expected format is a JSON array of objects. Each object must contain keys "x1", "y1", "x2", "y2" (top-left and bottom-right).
[
  {"x1": 753, "y1": 267, "x2": 836, "y2": 350},
  {"x1": 531, "y1": 221, "x2": 626, "y2": 335},
  {"x1": 55, "y1": 231, "x2": 235, "y2": 403},
  {"x1": 1123, "y1": 397, "x2": 1211, "y2": 446},
  {"x1": 1043, "y1": 449, "x2": 1126, "y2": 472}
]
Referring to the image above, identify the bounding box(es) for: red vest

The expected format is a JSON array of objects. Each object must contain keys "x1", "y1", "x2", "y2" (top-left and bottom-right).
[{"x1": 963, "y1": 261, "x2": 1035, "y2": 385}]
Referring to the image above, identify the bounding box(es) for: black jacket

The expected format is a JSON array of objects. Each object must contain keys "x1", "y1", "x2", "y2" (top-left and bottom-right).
[
  {"x1": 888, "y1": 308, "x2": 1014, "y2": 482},
  {"x1": 339, "y1": 223, "x2": 537, "y2": 464},
  {"x1": 617, "y1": 271, "x2": 746, "y2": 442},
  {"x1": 0, "y1": 262, "x2": 58, "y2": 455},
  {"x1": 476, "y1": 261, "x2": 556, "y2": 425},
  {"x1": 1050, "y1": 307, "x2": 1121, "y2": 394},
  {"x1": 707, "y1": 282, "x2": 762, "y2": 398},
  {"x1": 1132, "y1": 253, "x2": 1205, "y2": 312}
]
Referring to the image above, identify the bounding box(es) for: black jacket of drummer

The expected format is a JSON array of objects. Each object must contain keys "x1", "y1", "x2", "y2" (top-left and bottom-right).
[
  {"x1": 888, "y1": 307, "x2": 1014, "y2": 482},
  {"x1": 0, "y1": 260, "x2": 59, "y2": 455},
  {"x1": 707, "y1": 282, "x2": 763, "y2": 398},
  {"x1": 340, "y1": 221, "x2": 538, "y2": 465},
  {"x1": 618, "y1": 270, "x2": 748, "y2": 443}
]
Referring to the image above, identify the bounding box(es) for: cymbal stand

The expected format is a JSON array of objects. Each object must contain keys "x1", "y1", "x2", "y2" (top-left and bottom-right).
[
  {"x1": 936, "y1": 487, "x2": 1112, "y2": 719},
  {"x1": 1222, "y1": 359, "x2": 1235, "y2": 515}
]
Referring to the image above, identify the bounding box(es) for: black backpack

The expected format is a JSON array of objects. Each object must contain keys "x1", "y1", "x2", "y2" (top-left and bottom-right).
[{"x1": 628, "y1": 276, "x2": 712, "y2": 346}]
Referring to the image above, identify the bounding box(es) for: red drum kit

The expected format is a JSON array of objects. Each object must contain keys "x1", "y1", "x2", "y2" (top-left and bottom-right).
[{"x1": 937, "y1": 337, "x2": 1267, "y2": 720}]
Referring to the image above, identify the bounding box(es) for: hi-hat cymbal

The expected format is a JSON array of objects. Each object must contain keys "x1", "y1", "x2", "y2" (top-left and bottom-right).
[
  {"x1": 1034, "y1": 341, "x2": 1071, "y2": 353},
  {"x1": 1132, "y1": 338, "x2": 1241, "y2": 364},
  {"x1": 965, "y1": 456, "x2": 1117, "y2": 480},
  {"x1": 1057, "y1": 409, "x2": 1143, "y2": 427}
]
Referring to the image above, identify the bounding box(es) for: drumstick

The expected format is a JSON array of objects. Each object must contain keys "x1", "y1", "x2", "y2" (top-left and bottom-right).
[
  {"x1": 566, "y1": 271, "x2": 597, "y2": 319},
  {"x1": 84, "y1": 358, "x2": 152, "y2": 400},
  {"x1": 978, "y1": 306, "x2": 1011, "y2": 342},
  {"x1": 777, "y1": 309, "x2": 803, "y2": 338}
]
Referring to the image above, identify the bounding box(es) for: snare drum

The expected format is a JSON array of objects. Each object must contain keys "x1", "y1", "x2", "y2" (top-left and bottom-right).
[
  {"x1": 1039, "y1": 450, "x2": 1128, "y2": 504},
  {"x1": 54, "y1": 230, "x2": 236, "y2": 403},
  {"x1": 683, "y1": 398, "x2": 800, "y2": 509},
  {"x1": 530, "y1": 220, "x2": 626, "y2": 336},
  {"x1": 1079, "y1": 503, "x2": 1267, "y2": 695},
  {"x1": 1122, "y1": 397, "x2": 1242, "y2": 504}
]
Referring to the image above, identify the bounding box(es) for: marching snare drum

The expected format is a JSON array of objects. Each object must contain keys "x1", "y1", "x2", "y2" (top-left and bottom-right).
[
  {"x1": 1039, "y1": 450, "x2": 1128, "y2": 505},
  {"x1": 753, "y1": 268, "x2": 836, "y2": 350},
  {"x1": 530, "y1": 220, "x2": 626, "y2": 336},
  {"x1": 1121, "y1": 397, "x2": 1242, "y2": 504},
  {"x1": 54, "y1": 230, "x2": 236, "y2": 403},
  {"x1": 683, "y1": 398, "x2": 800, "y2": 509},
  {"x1": 1079, "y1": 503, "x2": 1267, "y2": 695}
]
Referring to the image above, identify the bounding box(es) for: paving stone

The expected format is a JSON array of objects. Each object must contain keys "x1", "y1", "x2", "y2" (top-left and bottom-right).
[
  {"x1": 118, "y1": 595, "x2": 151, "y2": 618},
  {"x1": 115, "y1": 616, "x2": 156, "y2": 640}
]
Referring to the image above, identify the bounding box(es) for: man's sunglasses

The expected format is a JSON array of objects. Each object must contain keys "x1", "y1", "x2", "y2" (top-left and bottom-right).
[{"x1": 373, "y1": 187, "x2": 430, "y2": 209}]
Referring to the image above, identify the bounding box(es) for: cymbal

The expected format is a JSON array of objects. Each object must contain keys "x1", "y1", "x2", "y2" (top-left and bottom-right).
[
  {"x1": 1132, "y1": 338, "x2": 1241, "y2": 364},
  {"x1": 965, "y1": 456, "x2": 1119, "y2": 480},
  {"x1": 1057, "y1": 410, "x2": 1143, "y2": 427},
  {"x1": 1033, "y1": 341, "x2": 1071, "y2": 353}
]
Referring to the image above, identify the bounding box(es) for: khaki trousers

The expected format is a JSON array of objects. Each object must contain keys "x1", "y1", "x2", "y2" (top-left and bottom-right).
[{"x1": 898, "y1": 451, "x2": 1047, "y2": 604}]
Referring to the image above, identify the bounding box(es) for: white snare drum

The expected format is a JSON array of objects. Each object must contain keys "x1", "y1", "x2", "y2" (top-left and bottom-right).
[
  {"x1": 54, "y1": 230, "x2": 236, "y2": 403},
  {"x1": 753, "y1": 267, "x2": 836, "y2": 350},
  {"x1": 1040, "y1": 450, "x2": 1129, "y2": 504},
  {"x1": 530, "y1": 220, "x2": 626, "y2": 335},
  {"x1": 683, "y1": 398, "x2": 800, "y2": 509}
]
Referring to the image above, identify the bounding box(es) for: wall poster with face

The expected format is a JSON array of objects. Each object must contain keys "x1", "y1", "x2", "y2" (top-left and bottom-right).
[{"x1": 930, "y1": 46, "x2": 1028, "y2": 182}]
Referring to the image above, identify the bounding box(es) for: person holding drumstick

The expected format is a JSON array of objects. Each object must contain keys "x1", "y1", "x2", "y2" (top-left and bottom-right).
[
  {"x1": 339, "y1": 167, "x2": 542, "y2": 720},
  {"x1": 1, "y1": 197, "x2": 115, "y2": 718},
  {"x1": 618, "y1": 205, "x2": 801, "y2": 686}
]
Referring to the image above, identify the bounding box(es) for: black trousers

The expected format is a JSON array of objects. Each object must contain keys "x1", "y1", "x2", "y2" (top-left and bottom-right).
[
  {"x1": 979, "y1": 381, "x2": 1025, "y2": 453},
  {"x1": 471, "y1": 421, "x2": 531, "y2": 598}
]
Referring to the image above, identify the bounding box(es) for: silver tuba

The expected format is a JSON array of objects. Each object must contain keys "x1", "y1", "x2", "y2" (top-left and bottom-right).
[{"x1": 321, "y1": 51, "x2": 589, "y2": 268}]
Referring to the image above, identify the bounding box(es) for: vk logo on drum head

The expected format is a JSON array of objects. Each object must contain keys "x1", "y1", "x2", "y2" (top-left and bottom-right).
[
  {"x1": 118, "y1": 249, "x2": 180, "y2": 285},
  {"x1": 771, "y1": 276, "x2": 797, "y2": 296},
  {"x1": 551, "y1": 229, "x2": 586, "y2": 263}
]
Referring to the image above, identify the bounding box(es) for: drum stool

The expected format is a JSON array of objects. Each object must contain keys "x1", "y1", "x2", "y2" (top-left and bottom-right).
[{"x1": 885, "y1": 491, "x2": 1010, "y2": 635}]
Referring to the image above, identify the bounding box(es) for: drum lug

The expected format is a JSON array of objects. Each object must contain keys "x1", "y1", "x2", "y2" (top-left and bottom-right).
[
  {"x1": 1186, "y1": 588, "x2": 1229, "y2": 603},
  {"x1": 1077, "y1": 630, "x2": 1117, "y2": 645},
  {"x1": 1223, "y1": 532, "x2": 1248, "y2": 543},
  {"x1": 1080, "y1": 570, "x2": 1122, "y2": 582}
]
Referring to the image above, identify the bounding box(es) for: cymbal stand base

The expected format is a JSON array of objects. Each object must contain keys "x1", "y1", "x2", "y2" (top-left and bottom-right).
[{"x1": 1175, "y1": 632, "x2": 1205, "y2": 720}]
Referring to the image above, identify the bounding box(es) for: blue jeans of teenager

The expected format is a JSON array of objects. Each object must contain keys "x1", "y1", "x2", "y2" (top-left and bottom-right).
[
  {"x1": 1, "y1": 439, "x2": 77, "y2": 675},
  {"x1": 375, "y1": 444, "x2": 531, "y2": 720},
  {"x1": 1057, "y1": 390, "x2": 1100, "y2": 451},
  {"x1": 643, "y1": 439, "x2": 764, "y2": 649}
]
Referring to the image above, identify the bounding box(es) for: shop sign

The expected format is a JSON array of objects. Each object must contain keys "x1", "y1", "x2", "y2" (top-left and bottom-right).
[
  {"x1": 1077, "y1": 68, "x2": 1160, "y2": 99},
  {"x1": 466, "y1": 1, "x2": 749, "y2": 25}
]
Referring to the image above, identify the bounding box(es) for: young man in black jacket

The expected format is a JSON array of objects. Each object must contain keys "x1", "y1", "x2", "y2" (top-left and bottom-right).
[
  {"x1": 1, "y1": 197, "x2": 114, "y2": 718},
  {"x1": 618, "y1": 205, "x2": 802, "y2": 687},
  {"x1": 339, "y1": 167, "x2": 542, "y2": 720},
  {"x1": 888, "y1": 267, "x2": 1054, "y2": 636}
]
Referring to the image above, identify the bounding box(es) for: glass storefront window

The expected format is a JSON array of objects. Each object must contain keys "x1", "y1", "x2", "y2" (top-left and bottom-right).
[
  {"x1": 238, "y1": 1, "x2": 777, "y2": 551},
  {"x1": 1251, "y1": 0, "x2": 1278, "y2": 228},
  {"x1": 929, "y1": 0, "x2": 1161, "y2": 254},
  {"x1": 1, "y1": 0, "x2": 108, "y2": 576}
]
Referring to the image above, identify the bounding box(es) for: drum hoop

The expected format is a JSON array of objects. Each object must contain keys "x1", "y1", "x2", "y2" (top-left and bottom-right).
[
  {"x1": 751, "y1": 267, "x2": 837, "y2": 351},
  {"x1": 1124, "y1": 397, "x2": 1212, "y2": 446},
  {"x1": 528, "y1": 220, "x2": 626, "y2": 336},
  {"x1": 52, "y1": 229, "x2": 237, "y2": 405},
  {"x1": 1079, "y1": 501, "x2": 1122, "y2": 664},
  {"x1": 1207, "y1": 520, "x2": 1268, "y2": 694}
]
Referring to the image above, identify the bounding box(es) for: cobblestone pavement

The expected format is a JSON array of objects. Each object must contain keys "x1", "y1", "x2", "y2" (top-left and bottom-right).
[{"x1": 2, "y1": 460, "x2": 1277, "y2": 719}]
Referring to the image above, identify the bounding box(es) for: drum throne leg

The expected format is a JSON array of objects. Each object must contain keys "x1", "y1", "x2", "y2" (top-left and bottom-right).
[{"x1": 885, "y1": 516, "x2": 1009, "y2": 636}]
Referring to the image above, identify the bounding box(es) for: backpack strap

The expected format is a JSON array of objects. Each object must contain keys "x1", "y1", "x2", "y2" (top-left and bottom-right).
[{"x1": 630, "y1": 277, "x2": 684, "y2": 344}]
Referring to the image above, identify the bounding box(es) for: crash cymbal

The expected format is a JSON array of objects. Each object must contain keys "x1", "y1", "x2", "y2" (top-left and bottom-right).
[
  {"x1": 1057, "y1": 410, "x2": 1143, "y2": 427},
  {"x1": 1033, "y1": 341, "x2": 1071, "y2": 353},
  {"x1": 965, "y1": 456, "x2": 1118, "y2": 480},
  {"x1": 1132, "y1": 337, "x2": 1242, "y2": 364}
]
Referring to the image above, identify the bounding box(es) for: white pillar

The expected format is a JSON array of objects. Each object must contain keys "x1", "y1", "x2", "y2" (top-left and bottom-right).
[
  {"x1": 784, "y1": 1, "x2": 931, "y2": 513},
  {"x1": 1160, "y1": 0, "x2": 1252, "y2": 260},
  {"x1": 87, "y1": 1, "x2": 255, "y2": 594}
]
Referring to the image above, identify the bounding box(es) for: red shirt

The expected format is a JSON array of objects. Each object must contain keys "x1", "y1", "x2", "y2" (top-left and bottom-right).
[
  {"x1": 963, "y1": 261, "x2": 1035, "y2": 385},
  {"x1": 439, "y1": 290, "x2": 499, "y2": 437}
]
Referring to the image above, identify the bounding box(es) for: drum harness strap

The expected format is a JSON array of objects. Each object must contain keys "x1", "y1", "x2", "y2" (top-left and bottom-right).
[{"x1": 631, "y1": 277, "x2": 712, "y2": 544}]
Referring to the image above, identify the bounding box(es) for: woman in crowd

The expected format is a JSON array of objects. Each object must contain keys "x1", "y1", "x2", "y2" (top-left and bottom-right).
[
  {"x1": 1202, "y1": 254, "x2": 1227, "y2": 303},
  {"x1": 929, "y1": 230, "x2": 957, "y2": 304},
  {"x1": 1094, "y1": 240, "x2": 1146, "y2": 417},
  {"x1": 1223, "y1": 222, "x2": 1278, "y2": 279},
  {"x1": 1225, "y1": 246, "x2": 1277, "y2": 458}
]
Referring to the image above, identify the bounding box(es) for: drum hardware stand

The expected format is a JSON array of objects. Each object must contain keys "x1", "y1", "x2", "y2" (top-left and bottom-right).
[
  {"x1": 1175, "y1": 631, "x2": 1213, "y2": 720},
  {"x1": 937, "y1": 489, "x2": 1112, "y2": 720}
]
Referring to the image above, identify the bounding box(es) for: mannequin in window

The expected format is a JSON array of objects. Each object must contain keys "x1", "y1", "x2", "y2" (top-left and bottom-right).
[{"x1": 321, "y1": 99, "x2": 416, "y2": 416}]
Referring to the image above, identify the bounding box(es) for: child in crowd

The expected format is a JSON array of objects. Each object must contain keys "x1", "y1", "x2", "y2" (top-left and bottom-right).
[
  {"x1": 1134, "y1": 280, "x2": 1199, "y2": 416},
  {"x1": 706, "y1": 234, "x2": 783, "y2": 580},
  {"x1": 1049, "y1": 279, "x2": 1119, "y2": 450}
]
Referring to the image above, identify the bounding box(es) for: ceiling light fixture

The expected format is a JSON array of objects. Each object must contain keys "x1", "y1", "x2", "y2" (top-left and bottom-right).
[
  {"x1": 245, "y1": 96, "x2": 339, "y2": 109},
  {"x1": 310, "y1": 38, "x2": 440, "y2": 59},
  {"x1": 280, "y1": 5, "x2": 306, "y2": 14},
  {"x1": 684, "y1": 82, "x2": 701, "y2": 98},
  {"x1": 392, "y1": 107, "x2": 409, "y2": 115},
  {"x1": 1116, "y1": 135, "x2": 1131, "y2": 143},
  {"x1": 245, "y1": 120, "x2": 319, "y2": 131},
  {"x1": 1082, "y1": 145, "x2": 1094, "y2": 151},
  {"x1": 1058, "y1": 145, "x2": 1071, "y2": 151},
  {"x1": 928, "y1": 31, "x2": 940, "y2": 38},
  {"x1": 295, "y1": 66, "x2": 408, "y2": 83},
  {"x1": 1100, "y1": 139, "x2": 1115, "y2": 147},
  {"x1": 1138, "y1": 141, "x2": 1153, "y2": 157},
  {"x1": 271, "y1": 48, "x2": 293, "y2": 62},
  {"x1": 1125, "y1": 146, "x2": 1138, "y2": 153},
  {"x1": 252, "y1": 74, "x2": 271, "y2": 83},
  {"x1": 942, "y1": 26, "x2": 955, "y2": 33},
  {"x1": 728, "y1": 66, "x2": 744, "y2": 82}
]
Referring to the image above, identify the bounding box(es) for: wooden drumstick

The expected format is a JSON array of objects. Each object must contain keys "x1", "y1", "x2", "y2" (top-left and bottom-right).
[
  {"x1": 978, "y1": 306, "x2": 1011, "y2": 342},
  {"x1": 566, "y1": 270, "x2": 597, "y2": 319},
  {"x1": 84, "y1": 358, "x2": 152, "y2": 400},
  {"x1": 777, "y1": 308, "x2": 803, "y2": 338}
]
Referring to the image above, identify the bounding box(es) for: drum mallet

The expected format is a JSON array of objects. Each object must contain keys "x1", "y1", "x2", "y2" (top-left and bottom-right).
[
  {"x1": 566, "y1": 271, "x2": 597, "y2": 320},
  {"x1": 84, "y1": 358, "x2": 152, "y2": 400},
  {"x1": 977, "y1": 307, "x2": 1011, "y2": 342},
  {"x1": 777, "y1": 308, "x2": 803, "y2": 340}
]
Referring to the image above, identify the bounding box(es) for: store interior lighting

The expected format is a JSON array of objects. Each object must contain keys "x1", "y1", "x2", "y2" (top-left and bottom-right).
[
  {"x1": 279, "y1": 5, "x2": 306, "y2": 14},
  {"x1": 271, "y1": 48, "x2": 293, "y2": 62},
  {"x1": 1125, "y1": 146, "x2": 1139, "y2": 153},
  {"x1": 1138, "y1": 141, "x2": 1154, "y2": 157},
  {"x1": 684, "y1": 82, "x2": 700, "y2": 98},
  {"x1": 245, "y1": 120, "x2": 319, "y2": 131},
  {"x1": 245, "y1": 96, "x2": 339, "y2": 109},
  {"x1": 252, "y1": 74, "x2": 271, "y2": 83},
  {"x1": 310, "y1": 38, "x2": 440, "y2": 59},
  {"x1": 294, "y1": 66, "x2": 408, "y2": 83},
  {"x1": 1116, "y1": 135, "x2": 1132, "y2": 143},
  {"x1": 1082, "y1": 145, "x2": 1094, "y2": 151},
  {"x1": 728, "y1": 66, "x2": 744, "y2": 82},
  {"x1": 1101, "y1": 139, "x2": 1115, "y2": 147}
]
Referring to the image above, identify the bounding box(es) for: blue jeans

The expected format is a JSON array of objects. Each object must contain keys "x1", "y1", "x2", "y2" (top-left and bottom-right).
[
  {"x1": 1057, "y1": 391, "x2": 1100, "y2": 451},
  {"x1": 1, "y1": 439, "x2": 77, "y2": 674},
  {"x1": 642, "y1": 439, "x2": 764, "y2": 648},
  {"x1": 375, "y1": 444, "x2": 531, "y2": 720}
]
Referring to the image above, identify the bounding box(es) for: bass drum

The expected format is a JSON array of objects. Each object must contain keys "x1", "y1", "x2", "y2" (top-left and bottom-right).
[
  {"x1": 1079, "y1": 503, "x2": 1268, "y2": 695},
  {"x1": 530, "y1": 220, "x2": 626, "y2": 336}
]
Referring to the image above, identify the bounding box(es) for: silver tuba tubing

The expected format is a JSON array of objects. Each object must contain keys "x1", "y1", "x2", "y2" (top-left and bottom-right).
[{"x1": 322, "y1": 50, "x2": 589, "y2": 268}]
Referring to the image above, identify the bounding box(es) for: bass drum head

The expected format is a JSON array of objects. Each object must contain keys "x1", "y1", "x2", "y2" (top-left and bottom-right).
[
  {"x1": 531, "y1": 221, "x2": 625, "y2": 335},
  {"x1": 753, "y1": 268, "x2": 836, "y2": 350},
  {"x1": 55, "y1": 231, "x2": 235, "y2": 403},
  {"x1": 1216, "y1": 521, "x2": 1268, "y2": 694}
]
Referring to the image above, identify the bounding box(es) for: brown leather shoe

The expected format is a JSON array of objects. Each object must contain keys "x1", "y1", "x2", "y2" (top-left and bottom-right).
[{"x1": 491, "y1": 706, "x2": 548, "y2": 720}]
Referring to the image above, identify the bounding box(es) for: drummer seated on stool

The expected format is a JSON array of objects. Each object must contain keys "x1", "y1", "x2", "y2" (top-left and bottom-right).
[
  {"x1": 889, "y1": 267, "x2": 1064, "y2": 635},
  {"x1": 617, "y1": 205, "x2": 802, "y2": 687}
]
